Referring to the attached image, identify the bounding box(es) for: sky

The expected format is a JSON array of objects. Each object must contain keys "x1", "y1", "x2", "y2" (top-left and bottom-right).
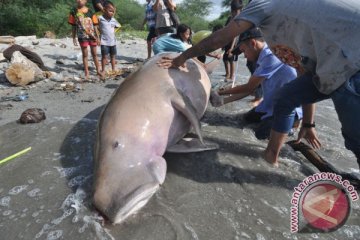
[{"x1": 135, "y1": 0, "x2": 225, "y2": 20}]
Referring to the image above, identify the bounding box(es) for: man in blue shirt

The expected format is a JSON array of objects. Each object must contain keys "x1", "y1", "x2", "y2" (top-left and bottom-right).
[{"x1": 211, "y1": 27, "x2": 302, "y2": 140}]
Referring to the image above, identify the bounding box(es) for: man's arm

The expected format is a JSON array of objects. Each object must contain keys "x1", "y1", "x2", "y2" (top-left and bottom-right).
[
  {"x1": 219, "y1": 75, "x2": 264, "y2": 96},
  {"x1": 158, "y1": 20, "x2": 254, "y2": 68},
  {"x1": 295, "y1": 103, "x2": 321, "y2": 149},
  {"x1": 165, "y1": 0, "x2": 176, "y2": 11},
  {"x1": 153, "y1": 0, "x2": 160, "y2": 12},
  {"x1": 210, "y1": 75, "x2": 264, "y2": 107}
]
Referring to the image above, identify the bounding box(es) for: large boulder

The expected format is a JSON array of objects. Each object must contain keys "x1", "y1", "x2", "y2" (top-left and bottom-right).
[{"x1": 5, "y1": 51, "x2": 44, "y2": 86}]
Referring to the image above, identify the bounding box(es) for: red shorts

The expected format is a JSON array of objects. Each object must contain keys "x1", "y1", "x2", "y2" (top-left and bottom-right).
[{"x1": 79, "y1": 39, "x2": 97, "y2": 47}]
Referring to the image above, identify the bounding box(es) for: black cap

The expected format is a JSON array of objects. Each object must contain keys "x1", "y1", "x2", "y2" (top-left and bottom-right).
[
  {"x1": 231, "y1": 27, "x2": 263, "y2": 55},
  {"x1": 238, "y1": 27, "x2": 263, "y2": 43}
]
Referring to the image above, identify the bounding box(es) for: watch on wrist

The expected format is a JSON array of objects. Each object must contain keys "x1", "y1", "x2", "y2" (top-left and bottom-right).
[{"x1": 302, "y1": 122, "x2": 315, "y2": 128}]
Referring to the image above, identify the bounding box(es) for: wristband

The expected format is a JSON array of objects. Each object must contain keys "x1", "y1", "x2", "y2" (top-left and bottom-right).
[{"x1": 302, "y1": 122, "x2": 315, "y2": 128}]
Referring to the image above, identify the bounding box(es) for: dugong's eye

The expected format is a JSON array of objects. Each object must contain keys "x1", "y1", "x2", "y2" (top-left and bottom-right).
[{"x1": 113, "y1": 141, "x2": 120, "y2": 148}]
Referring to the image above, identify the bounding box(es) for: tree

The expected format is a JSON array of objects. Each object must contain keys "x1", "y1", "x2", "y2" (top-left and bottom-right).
[
  {"x1": 222, "y1": 0, "x2": 250, "y2": 8},
  {"x1": 177, "y1": 0, "x2": 212, "y2": 18}
]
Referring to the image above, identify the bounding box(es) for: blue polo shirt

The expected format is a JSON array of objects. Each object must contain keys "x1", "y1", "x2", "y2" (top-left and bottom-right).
[{"x1": 254, "y1": 44, "x2": 302, "y2": 119}]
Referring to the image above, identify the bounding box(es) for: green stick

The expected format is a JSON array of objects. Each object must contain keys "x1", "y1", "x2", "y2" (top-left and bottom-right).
[{"x1": 0, "y1": 147, "x2": 32, "y2": 165}]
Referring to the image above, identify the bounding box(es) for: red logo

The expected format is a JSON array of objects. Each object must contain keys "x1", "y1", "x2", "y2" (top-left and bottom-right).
[{"x1": 301, "y1": 183, "x2": 351, "y2": 231}]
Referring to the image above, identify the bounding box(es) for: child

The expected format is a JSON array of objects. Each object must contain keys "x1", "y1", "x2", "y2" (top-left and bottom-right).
[
  {"x1": 98, "y1": 1, "x2": 120, "y2": 74},
  {"x1": 68, "y1": 0, "x2": 104, "y2": 80},
  {"x1": 222, "y1": 2, "x2": 242, "y2": 82}
]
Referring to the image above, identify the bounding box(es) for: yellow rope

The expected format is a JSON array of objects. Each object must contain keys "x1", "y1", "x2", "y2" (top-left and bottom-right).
[{"x1": 0, "y1": 147, "x2": 32, "y2": 165}]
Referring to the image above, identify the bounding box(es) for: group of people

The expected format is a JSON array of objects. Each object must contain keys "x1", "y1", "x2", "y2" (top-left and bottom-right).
[
  {"x1": 68, "y1": 0, "x2": 120, "y2": 80},
  {"x1": 158, "y1": 0, "x2": 360, "y2": 170},
  {"x1": 69, "y1": 0, "x2": 182, "y2": 79},
  {"x1": 143, "y1": 0, "x2": 189, "y2": 58},
  {"x1": 68, "y1": 0, "x2": 360, "y2": 171}
]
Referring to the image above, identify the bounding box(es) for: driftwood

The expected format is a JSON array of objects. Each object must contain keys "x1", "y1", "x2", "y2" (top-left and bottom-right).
[
  {"x1": 0, "y1": 35, "x2": 37, "y2": 44},
  {"x1": 0, "y1": 36, "x2": 15, "y2": 44},
  {"x1": 3, "y1": 44, "x2": 47, "y2": 70},
  {"x1": 14, "y1": 35, "x2": 37, "y2": 43},
  {"x1": 287, "y1": 140, "x2": 360, "y2": 188}
]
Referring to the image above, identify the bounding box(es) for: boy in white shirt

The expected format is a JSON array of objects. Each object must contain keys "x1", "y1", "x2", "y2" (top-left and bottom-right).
[{"x1": 98, "y1": 1, "x2": 120, "y2": 74}]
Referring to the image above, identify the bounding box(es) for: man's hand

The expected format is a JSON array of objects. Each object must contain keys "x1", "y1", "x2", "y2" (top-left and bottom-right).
[
  {"x1": 295, "y1": 127, "x2": 322, "y2": 149},
  {"x1": 157, "y1": 55, "x2": 186, "y2": 69},
  {"x1": 73, "y1": 38, "x2": 78, "y2": 46}
]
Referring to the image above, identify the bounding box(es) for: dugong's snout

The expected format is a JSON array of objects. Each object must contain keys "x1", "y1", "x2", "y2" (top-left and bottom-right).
[
  {"x1": 93, "y1": 155, "x2": 167, "y2": 224},
  {"x1": 94, "y1": 181, "x2": 160, "y2": 224}
]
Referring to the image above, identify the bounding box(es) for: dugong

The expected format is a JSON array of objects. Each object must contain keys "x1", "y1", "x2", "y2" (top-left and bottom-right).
[{"x1": 93, "y1": 53, "x2": 216, "y2": 224}]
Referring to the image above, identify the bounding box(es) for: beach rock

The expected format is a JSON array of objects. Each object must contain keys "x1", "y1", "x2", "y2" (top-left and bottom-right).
[
  {"x1": 5, "y1": 63, "x2": 35, "y2": 86},
  {"x1": 5, "y1": 51, "x2": 43, "y2": 86},
  {"x1": 0, "y1": 53, "x2": 6, "y2": 63},
  {"x1": 19, "y1": 108, "x2": 46, "y2": 124},
  {"x1": 44, "y1": 31, "x2": 56, "y2": 39}
]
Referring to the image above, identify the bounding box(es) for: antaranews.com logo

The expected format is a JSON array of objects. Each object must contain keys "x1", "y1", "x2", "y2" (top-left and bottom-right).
[{"x1": 290, "y1": 172, "x2": 359, "y2": 233}]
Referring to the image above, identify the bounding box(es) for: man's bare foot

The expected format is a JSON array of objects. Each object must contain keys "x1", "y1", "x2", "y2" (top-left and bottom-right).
[{"x1": 262, "y1": 149, "x2": 279, "y2": 168}]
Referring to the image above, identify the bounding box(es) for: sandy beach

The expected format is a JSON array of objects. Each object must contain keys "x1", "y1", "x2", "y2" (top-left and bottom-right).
[{"x1": 0, "y1": 36, "x2": 359, "y2": 240}]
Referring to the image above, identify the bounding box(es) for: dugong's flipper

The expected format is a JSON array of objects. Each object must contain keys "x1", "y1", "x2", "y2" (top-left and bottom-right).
[
  {"x1": 171, "y1": 91, "x2": 204, "y2": 144},
  {"x1": 166, "y1": 137, "x2": 219, "y2": 153}
]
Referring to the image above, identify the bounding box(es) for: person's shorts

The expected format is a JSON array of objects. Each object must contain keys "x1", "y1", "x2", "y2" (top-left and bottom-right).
[
  {"x1": 78, "y1": 39, "x2": 97, "y2": 47},
  {"x1": 223, "y1": 52, "x2": 238, "y2": 62},
  {"x1": 147, "y1": 27, "x2": 156, "y2": 42},
  {"x1": 101, "y1": 45, "x2": 117, "y2": 57},
  {"x1": 244, "y1": 108, "x2": 265, "y2": 123},
  {"x1": 156, "y1": 27, "x2": 175, "y2": 36}
]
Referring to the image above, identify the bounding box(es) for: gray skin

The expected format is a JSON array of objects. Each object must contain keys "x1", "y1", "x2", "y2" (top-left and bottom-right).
[{"x1": 93, "y1": 53, "x2": 212, "y2": 224}]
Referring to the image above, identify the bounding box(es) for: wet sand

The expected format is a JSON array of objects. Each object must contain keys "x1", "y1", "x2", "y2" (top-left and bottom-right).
[{"x1": 0, "y1": 37, "x2": 359, "y2": 240}]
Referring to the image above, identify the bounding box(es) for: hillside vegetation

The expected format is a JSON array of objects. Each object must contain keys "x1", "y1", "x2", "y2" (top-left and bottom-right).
[{"x1": 0, "y1": 0, "x2": 249, "y2": 38}]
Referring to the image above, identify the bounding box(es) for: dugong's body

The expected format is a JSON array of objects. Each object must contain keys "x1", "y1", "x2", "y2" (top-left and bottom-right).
[{"x1": 93, "y1": 53, "x2": 211, "y2": 224}]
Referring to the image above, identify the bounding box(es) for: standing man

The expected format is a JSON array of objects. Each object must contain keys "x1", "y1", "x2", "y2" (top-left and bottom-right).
[
  {"x1": 143, "y1": 0, "x2": 157, "y2": 59},
  {"x1": 153, "y1": 0, "x2": 177, "y2": 36},
  {"x1": 158, "y1": 0, "x2": 360, "y2": 169}
]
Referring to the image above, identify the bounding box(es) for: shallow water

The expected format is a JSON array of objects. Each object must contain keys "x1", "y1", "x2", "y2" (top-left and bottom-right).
[{"x1": 0, "y1": 56, "x2": 359, "y2": 240}]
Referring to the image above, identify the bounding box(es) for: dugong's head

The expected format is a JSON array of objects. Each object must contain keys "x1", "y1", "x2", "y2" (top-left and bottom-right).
[{"x1": 92, "y1": 114, "x2": 167, "y2": 224}]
